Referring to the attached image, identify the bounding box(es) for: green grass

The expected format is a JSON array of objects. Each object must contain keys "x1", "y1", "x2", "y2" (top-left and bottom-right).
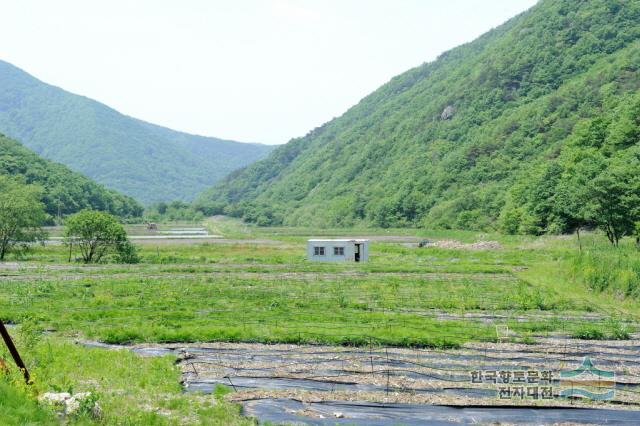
[
  {"x1": 0, "y1": 333, "x2": 253, "y2": 425},
  {"x1": 4, "y1": 272, "x2": 511, "y2": 347},
  {"x1": 0, "y1": 381, "x2": 57, "y2": 425}
]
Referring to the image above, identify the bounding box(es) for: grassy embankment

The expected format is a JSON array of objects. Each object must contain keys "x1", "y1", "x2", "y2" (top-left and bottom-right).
[{"x1": 0, "y1": 332, "x2": 252, "y2": 425}]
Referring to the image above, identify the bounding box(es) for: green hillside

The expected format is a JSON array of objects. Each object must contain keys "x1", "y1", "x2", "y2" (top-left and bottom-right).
[
  {"x1": 0, "y1": 61, "x2": 275, "y2": 205},
  {"x1": 0, "y1": 134, "x2": 142, "y2": 219},
  {"x1": 198, "y1": 0, "x2": 640, "y2": 232}
]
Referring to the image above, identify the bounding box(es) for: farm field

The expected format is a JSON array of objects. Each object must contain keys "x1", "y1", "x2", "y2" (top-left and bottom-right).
[{"x1": 1, "y1": 217, "x2": 640, "y2": 424}]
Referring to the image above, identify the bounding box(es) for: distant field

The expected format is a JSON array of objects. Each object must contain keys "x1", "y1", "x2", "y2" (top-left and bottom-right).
[
  {"x1": 43, "y1": 222, "x2": 210, "y2": 238},
  {"x1": 3, "y1": 218, "x2": 638, "y2": 349}
]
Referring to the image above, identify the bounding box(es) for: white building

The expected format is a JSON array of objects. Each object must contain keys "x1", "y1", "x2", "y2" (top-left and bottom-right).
[{"x1": 307, "y1": 239, "x2": 369, "y2": 262}]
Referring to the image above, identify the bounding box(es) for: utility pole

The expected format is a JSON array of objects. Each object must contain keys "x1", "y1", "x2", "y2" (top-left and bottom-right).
[{"x1": 0, "y1": 319, "x2": 30, "y2": 383}]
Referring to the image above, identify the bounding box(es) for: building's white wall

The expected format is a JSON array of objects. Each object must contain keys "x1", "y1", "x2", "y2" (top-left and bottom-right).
[
  {"x1": 359, "y1": 242, "x2": 369, "y2": 262},
  {"x1": 307, "y1": 240, "x2": 368, "y2": 262},
  {"x1": 307, "y1": 241, "x2": 352, "y2": 262}
]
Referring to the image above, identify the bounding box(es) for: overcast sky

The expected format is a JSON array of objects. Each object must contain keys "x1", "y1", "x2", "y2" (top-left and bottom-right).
[{"x1": 1, "y1": 0, "x2": 537, "y2": 145}]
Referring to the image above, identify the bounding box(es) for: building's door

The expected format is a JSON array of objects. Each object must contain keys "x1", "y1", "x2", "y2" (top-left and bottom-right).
[{"x1": 354, "y1": 244, "x2": 361, "y2": 262}]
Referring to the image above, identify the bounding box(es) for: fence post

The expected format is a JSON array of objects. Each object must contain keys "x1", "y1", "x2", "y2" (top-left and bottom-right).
[
  {"x1": 0, "y1": 319, "x2": 30, "y2": 383},
  {"x1": 385, "y1": 347, "x2": 390, "y2": 395},
  {"x1": 369, "y1": 337, "x2": 374, "y2": 375}
]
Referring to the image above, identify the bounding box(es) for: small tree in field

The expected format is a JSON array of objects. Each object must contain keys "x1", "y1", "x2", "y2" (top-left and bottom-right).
[
  {"x1": 0, "y1": 177, "x2": 47, "y2": 260},
  {"x1": 64, "y1": 210, "x2": 137, "y2": 263},
  {"x1": 587, "y1": 165, "x2": 640, "y2": 247}
]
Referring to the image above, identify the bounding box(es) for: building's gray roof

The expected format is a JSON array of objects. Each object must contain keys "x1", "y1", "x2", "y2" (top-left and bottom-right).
[{"x1": 307, "y1": 239, "x2": 368, "y2": 242}]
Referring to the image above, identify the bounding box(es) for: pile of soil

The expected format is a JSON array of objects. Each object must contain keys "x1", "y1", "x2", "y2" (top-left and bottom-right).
[{"x1": 427, "y1": 240, "x2": 502, "y2": 250}]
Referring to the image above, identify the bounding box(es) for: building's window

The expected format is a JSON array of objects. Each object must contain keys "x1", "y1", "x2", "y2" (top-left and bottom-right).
[
  {"x1": 314, "y1": 246, "x2": 325, "y2": 256},
  {"x1": 334, "y1": 246, "x2": 345, "y2": 256}
]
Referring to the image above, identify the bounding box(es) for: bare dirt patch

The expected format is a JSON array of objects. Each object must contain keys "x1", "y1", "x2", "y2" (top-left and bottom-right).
[{"x1": 424, "y1": 240, "x2": 503, "y2": 250}]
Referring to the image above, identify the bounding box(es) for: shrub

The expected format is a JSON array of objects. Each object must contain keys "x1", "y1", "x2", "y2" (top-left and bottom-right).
[
  {"x1": 606, "y1": 318, "x2": 632, "y2": 340},
  {"x1": 114, "y1": 240, "x2": 140, "y2": 264},
  {"x1": 572, "y1": 326, "x2": 605, "y2": 340},
  {"x1": 64, "y1": 210, "x2": 138, "y2": 264}
]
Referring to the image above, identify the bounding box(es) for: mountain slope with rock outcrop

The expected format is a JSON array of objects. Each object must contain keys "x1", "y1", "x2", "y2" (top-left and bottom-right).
[{"x1": 197, "y1": 0, "x2": 640, "y2": 232}]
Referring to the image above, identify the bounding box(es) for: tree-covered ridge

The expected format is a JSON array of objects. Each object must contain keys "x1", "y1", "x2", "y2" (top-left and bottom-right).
[
  {"x1": 198, "y1": 0, "x2": 640, "y2": 231},
  {"x1": 0, "y1": 61, "x2": 275, "y2": 205},
  {"x1": 0, "y1": 134, "x2": 142, "y2": 219}
]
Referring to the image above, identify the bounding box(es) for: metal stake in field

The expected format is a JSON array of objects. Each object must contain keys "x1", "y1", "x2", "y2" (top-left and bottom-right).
[{"x1": 0, "y1": 319, "x2": 30, "y2": 383}]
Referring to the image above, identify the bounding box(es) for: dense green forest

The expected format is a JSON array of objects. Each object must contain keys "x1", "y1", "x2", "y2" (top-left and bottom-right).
[
  {"x1": 144, "y1": 200, "x2": 205, "y2": 223},
  {"x1": 197, "y1": 0, "x2": 640, "y2": 234},
  {"x1": 0, "y1": 60, "x2": 275, "y2": 205},
  {"x1": 0, "y1": 134, "x2": 142, "y2": 220}
]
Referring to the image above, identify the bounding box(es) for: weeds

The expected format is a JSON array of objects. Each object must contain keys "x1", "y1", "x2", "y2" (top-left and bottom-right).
[
  {"x1": 571, "y1": 318, "x2": 633, "y2": 340},
  {"x1": 569, "y1": 244, "x2": 640, "y2": 298}
]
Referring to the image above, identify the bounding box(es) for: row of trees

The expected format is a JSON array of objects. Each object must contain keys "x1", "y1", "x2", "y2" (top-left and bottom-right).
[
  {"x1": 144, "y1": 200, "x2": 205, "y2": 223},
  {"x1": 499, "y1": 156, "x2": 640, "y2": 246},
  {"x1": 498, "y1": 92, "x2": 640, "y2": 246},
  {"x1": 0, "y1": 176, "x2": 138, "y2": 262}
]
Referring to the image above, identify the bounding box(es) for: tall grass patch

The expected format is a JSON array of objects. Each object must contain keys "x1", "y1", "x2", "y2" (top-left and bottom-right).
[{"x1": 569, "y1": 244, "x2": 640, "y2": 298}]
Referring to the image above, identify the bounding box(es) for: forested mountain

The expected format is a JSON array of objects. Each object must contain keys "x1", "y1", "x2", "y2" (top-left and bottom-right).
[
  {"x1": 0, "y1": 61, "x2": 275, "y2": 205},
  {"x1": 0, "y1": 134, "x2": 142, "y2": 219},
  {"x1": 197, "y1": 0, "x2": 640, "y2": 233}
]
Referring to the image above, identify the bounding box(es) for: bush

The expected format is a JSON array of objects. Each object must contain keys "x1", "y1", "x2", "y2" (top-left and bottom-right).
[
  {"x1": 572, "y1": 326, "x2": 606, "y2": 340},
  {"x1": 572, "y1": 319, "x2": 633, "y2": 340},
  {"x1": 606, "y1": 318, "x2": 632, "y2": 340},
  {"x1": 114, "y1": 240, "x2": 140, "y2": 264}
]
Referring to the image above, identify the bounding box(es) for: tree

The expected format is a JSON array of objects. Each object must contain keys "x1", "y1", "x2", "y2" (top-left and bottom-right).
[
  {"x1": 64, "y1": 210, "x2": 137, "y2": 263},
  {"x1": 587, "y1": 164, "x2": 640, "y2": 247},
  {"x1": 0, "y1": 177, "x2": 47, "y2": 260}
]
